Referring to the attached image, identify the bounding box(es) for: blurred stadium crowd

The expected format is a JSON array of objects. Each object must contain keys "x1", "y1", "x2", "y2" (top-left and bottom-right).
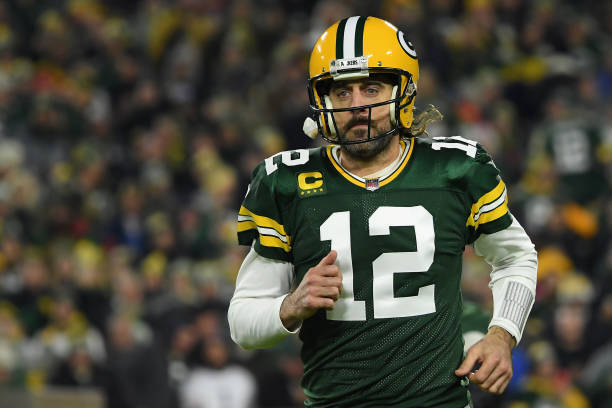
[{"x1": 0, "y1": 0, "x2": 610, "y2": 407}]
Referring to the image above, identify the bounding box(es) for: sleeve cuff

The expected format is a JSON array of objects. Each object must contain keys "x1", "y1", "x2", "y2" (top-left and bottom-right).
[
  {"x1": 275, "y1": 294, "x2": 302, "y2": 335},
  {"x1": 488, "y1": 319, "x2": 521, "y2": 345}
]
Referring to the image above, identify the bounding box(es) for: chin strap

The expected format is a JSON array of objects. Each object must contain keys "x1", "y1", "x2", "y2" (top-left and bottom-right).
[{"x1": 302, "y1": 117, "x2": 318, "y2": 139}]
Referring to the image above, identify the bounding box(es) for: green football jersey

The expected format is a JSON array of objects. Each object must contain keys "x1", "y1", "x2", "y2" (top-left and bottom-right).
[{"x1": 237, "y1": 136, "x2": 512, "y2": 408}]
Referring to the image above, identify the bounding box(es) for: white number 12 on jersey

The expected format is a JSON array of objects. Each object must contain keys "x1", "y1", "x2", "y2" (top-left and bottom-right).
[{"x1": 320, "y1": 206, "x2": 436, "y2": 321}]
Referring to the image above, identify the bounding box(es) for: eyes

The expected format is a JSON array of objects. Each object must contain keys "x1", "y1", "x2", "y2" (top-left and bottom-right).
[{"x1": 331, "y1": 83, "x2": 383, "y2": 102}]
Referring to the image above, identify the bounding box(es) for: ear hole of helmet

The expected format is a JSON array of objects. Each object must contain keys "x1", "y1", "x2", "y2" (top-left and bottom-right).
[
  {"x1": 316, "y1": 79, "x2": 333, "y2": 98},
  {"x1": 323, "y1": 95, "x2": 337, "y2": 136},
  {"x1": 389, "y1": 85, "x2": 398, "y2": 126}
]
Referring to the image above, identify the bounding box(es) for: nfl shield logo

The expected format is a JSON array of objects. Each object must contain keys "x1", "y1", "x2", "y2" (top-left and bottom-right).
[{"x1": 365, "y1": 178, "x2": 380, "y2": 191}]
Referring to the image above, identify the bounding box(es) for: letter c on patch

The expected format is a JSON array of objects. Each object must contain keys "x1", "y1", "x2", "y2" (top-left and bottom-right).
[{"x1": 298, "y1": 172, "x2": 323, "y2": 190}]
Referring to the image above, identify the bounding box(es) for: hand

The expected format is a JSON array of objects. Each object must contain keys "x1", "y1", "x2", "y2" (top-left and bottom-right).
[
  {"x1": 280, "y1": 251, "x2": 342, "y2": 330},
  {"x1": 455, "y1": 326, "x2": 516, "y2": 394}
]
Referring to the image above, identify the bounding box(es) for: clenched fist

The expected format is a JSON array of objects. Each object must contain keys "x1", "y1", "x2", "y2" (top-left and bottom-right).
[{"x1": 280, "y1": 250, "x2": 343, "y2": 330}]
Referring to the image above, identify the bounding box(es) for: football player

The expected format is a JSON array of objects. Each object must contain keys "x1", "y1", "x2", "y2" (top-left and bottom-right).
[{"x1": 228, "y1": 16, "x2": 537, "y2": 408}]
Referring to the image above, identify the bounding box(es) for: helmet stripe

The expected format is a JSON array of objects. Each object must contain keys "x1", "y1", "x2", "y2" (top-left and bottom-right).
[
  {"x1": 335, "y1": 18, "x2": 348, "y2": 59},
  {"x1": 342, "y1": 16, "x2": 360, "y2": 58},
  {"x1": 335, "y1": 16, "x2": 367, "y2": 60},
  {"x1": 354, "y1": 16, "x2": 366, "y2": 57}
]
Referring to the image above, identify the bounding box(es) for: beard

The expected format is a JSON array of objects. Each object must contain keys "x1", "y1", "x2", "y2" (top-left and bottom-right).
[{"x1": 338, "y1": 117, "x2": 395, "y2": 160}]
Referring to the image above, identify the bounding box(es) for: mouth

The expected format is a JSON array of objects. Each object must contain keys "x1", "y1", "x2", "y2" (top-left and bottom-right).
[{"x1": 348, "y1": 120, "x2": 370, "y2": 130}]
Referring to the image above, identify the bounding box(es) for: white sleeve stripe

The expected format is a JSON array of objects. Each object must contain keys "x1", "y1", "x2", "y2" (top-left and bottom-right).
[
  {"x1": 257, "y1": 227, "x2": 289, "y2": 243},
  {"x1": 237, "y1": 216, "x2": 289, "y2": 243},
  {"x1": 473, "y1": 187, "x2": 507, "y2": 221}
]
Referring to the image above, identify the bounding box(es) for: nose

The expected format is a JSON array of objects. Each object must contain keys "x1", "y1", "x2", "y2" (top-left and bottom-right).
[{"x1": 349, "y1": 87, "x2": 368, "y2": 112}]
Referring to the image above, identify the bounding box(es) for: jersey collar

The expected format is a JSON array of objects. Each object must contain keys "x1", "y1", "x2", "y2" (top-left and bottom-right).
[{"x1": 326, "y1": 138, "x2": 414, "y2": 189}]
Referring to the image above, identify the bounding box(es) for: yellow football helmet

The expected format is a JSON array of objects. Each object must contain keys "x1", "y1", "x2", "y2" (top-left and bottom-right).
[{"x1": 305, "y1": 16, "x2": 419, "y2": 144}]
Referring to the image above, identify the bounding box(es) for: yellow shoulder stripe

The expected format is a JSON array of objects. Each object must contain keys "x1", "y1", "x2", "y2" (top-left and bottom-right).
[
  {"x1": 237, "y1": 206, "x2": 291, "y2": 252},
  {"x1": 466, "y1": 180, "x2": 508, "y2": 228},
  {"x1": 239, "y1": 206, "x2": 287, "y2": 236},
  {"x1": 474, "y1": 195, "x2": 508, "y2": 226},
  {"x1": 259, "y1": 235, "x2": 291, "y2": 252},
  {"x1": 470, "y1": 180, "x2": 505, "y2": 215},
  {"x1": 237, "y1": 219, "x2": 258, "y2": 233}
]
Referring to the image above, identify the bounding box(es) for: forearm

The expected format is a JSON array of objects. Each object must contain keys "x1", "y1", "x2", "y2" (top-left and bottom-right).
[
  {"x1": 228, "y1": 294, "x2": 297, "y2": 349},
  {"x1": 488, "y1": 274, "x2": 535, "y2": 344},
  {"x1": 487, "y1": 325, "x2": 516, "y2": 348},
  {"x1": 279, "y1": 295, "x2": 303, "y2": 332},
  {"x1": 228, "y1": 246, "x2": 299, "y2": 349},
  {"x1": 474, "y1": 215, "x2": 538, "y2": 344}
]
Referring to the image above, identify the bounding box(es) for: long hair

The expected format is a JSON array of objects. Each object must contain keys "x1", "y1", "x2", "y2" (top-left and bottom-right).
[{"x1": 404, "y1": 104, "x2": 443, "y2": 137}]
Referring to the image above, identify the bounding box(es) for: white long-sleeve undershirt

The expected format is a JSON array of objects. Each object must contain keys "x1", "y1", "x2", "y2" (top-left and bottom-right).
[{"x1": 227, "y1": 246, "x2": 298, "y2": 349}]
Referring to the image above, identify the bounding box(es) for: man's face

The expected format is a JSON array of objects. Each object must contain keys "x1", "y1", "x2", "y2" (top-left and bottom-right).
[{"x1": 328, "y1": 77, "x2": 395, "y2": 159}]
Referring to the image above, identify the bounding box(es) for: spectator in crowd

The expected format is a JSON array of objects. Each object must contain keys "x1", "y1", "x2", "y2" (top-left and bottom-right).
[
  {"x1": 48, "y1": 345, "x2": 106, "y2": 389},
  {"x1": 181, "y1": 337, "x2": 256, "y2": 408},
  {"x1": 105, "y1": 314, "x2": 173, "y2": 408}
]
